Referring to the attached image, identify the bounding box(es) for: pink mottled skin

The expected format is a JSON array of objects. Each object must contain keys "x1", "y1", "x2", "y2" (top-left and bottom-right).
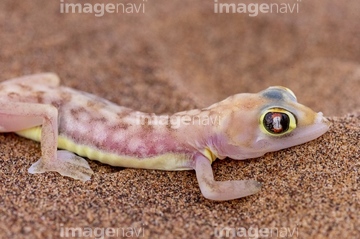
[
  {"x1": 1, "y1": 82, "x2": 210, "y2": 166},
  {"x1": 0, "y1": 73, "x2": 330, "y2": 201}
]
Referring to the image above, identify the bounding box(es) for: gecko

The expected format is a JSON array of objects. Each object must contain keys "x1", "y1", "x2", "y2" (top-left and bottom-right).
[{"x1": 0, "y1": 73, "x2": 330, "y2": 201}]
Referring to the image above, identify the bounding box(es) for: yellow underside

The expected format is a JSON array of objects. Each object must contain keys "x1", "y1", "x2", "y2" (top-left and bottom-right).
[{"x1": 15, "y1": 127, "x2": 193, "y2": 171}]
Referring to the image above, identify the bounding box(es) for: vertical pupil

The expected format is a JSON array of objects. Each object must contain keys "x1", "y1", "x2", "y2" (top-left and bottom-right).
[{"x1": 263, "y1": 112, "x2": 290, "y2": 134}]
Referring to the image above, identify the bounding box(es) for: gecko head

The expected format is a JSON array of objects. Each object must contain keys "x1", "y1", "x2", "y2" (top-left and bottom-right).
[{"x1": 214, "y1": 86, "x2": 330, "y2": 160}]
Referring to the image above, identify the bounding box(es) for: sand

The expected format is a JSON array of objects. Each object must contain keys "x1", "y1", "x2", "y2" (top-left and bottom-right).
[{"x1": 0, "y1": 0, "x2": 359, "y2": 238}]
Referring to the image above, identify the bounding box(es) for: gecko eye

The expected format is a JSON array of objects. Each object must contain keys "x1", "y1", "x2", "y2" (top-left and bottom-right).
[{"x1": 260, "y1": 108, "x2": 297, "y2": 136}]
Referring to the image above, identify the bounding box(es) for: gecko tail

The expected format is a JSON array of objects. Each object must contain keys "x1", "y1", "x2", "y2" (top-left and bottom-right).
[{"x1": 28, "y1": 150, "x2": 94, "y2": 182}]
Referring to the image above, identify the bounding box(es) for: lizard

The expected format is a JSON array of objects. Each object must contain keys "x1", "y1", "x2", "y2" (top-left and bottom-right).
[{"x1": 0, "y1": 73, "x2": 330, "y2": 200}]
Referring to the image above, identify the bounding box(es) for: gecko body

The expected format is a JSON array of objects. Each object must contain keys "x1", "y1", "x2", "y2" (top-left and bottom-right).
[{"x1": 0, "y1": 73, "x2": 330, "y2": 200}]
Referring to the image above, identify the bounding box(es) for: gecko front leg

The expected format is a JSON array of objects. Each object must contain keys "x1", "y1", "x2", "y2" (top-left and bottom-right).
[
  {"x1": 0, "y1": 101, "x2": 93, "y2": 181},
  {"x1": 194, "y1": 154, "x2": 262, "y2": 201}
]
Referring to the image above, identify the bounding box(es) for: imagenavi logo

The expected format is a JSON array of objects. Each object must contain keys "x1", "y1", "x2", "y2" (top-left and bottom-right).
[
  {"x1": 214, "y1": 0, "x2": 301, "y2": 16},
  {"x1": 60, "y1": 0, "x2": 147, "y2": 17}
]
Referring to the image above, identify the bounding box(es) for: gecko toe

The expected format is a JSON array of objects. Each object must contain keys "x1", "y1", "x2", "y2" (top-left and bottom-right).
[
  {"x1": 246, "y1": 180, "x2": 262, "y2": 194},
  {"x1": 28, "y1": 150, "x2": 94, "y2": 182}
]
